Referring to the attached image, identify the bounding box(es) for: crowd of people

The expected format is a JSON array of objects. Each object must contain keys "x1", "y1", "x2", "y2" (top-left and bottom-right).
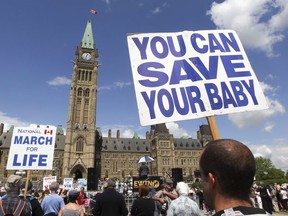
[
  {"x1": 0, "y1": 176, "x2": 94, "y2": 216},
  {"x1": 1, "y1": 139, "x2": 287, "y2": 216},
  {"x1": 249, "y1": 183, "x2": 288, "y2": 214}
]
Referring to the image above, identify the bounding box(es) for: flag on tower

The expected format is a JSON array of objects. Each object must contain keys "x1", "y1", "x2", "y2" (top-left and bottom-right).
[{"x1": 89, "y1": 9, "x2": 97, "y2": 15}]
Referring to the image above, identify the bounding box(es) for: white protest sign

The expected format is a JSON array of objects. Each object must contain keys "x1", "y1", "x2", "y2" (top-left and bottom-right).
[
  {"x1": 43, "y1": 176, "x2": 57, "y2": 191},
  {"x1": 127, "y1": 30, "x2": 268, "y2": 126},
  {"x1": 77, "y1": 178, "x2": 87, "y2": 191},
  {"x1": 63, "y1": 178, "x2": 74, "y2": 189},
  {"x1": 7, "y1": 125, "x2": 56, "y2": 170}
]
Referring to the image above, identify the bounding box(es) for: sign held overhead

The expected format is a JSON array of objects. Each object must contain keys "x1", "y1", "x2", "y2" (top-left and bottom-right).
[{"x1": 127, "y1": 30, "x2": 268, "y2": 126}]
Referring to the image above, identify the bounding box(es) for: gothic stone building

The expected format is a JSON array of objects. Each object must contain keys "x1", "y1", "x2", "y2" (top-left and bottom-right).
[{"x1": 0, "y1": 20, "x2": 212, "y2": 187}]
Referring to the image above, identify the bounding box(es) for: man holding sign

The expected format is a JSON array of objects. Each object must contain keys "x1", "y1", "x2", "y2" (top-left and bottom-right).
[{"x1": 0, "y1": 174, "x2": 31, "y2": 215}]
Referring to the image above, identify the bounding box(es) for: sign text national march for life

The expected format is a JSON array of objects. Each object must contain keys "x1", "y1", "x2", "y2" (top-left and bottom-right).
[
  {"x1": 6, "y1": 125, "x2": 56, "y2": 170},
  {"x1": 127, "y1": 30, "x2": 268, "y2": 126}
]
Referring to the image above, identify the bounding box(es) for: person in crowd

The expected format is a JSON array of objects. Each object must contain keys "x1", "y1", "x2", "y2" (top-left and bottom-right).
[
  {"x1": 138, "y1": 163, "x2": 149, "y2": 179},
  {"x1": 255, "y1": 188, "x2": 263, "y2": 209},
  {"x1": 61, "y1": 189, "x2": 69, "y2": 205},
  {"x1": 249, "y1": 188, "x2": 257, "y2": 208},
  {"x1": 0, "y1": 186, "x2": 6, "y2": 198},
  {"x1": 77, "y1": 187, "x2": 85, "y2": 206},
  {"x1": 93, "y1": 179, "x2": 128, "y2": 216},
  {"x1": 58, "y1": 189, "x2": 84, "y2": 216},
  {"x1": 41, "y1": 181, "x2": 65, "y2": 216},
  {"x1": 131, "y1": 184, "x2": 155, "y2": 216},
  {"x1": 260, "y1": 185, "x2": 273, "y2": 214},
  {"x1": 275, "y1": 184, "x2": 283, "y2": 210},
  {"x1": 0, "y1": 174, "x2": 31, "y2": 215},
  {"x1": 39, "y1": 190, "x2": 50, "y2": 204},
  {"x1": 152, "y1": 178, "x2": 178, "y2": 216},
  {"x1": 19, "y1": 180, "x2": 44, "y2": 216},
  {"x1": 167, "y1": 181, "x2": 201, "y2": 216},
  {"x1": 196, "y1": 188, "x2": 204, "y2": 210},
  {"x1": 33, "y1": 191, "x2": 40, "y2": 200},
  {"x1": 270, "y1": 184, "x2": 279, "y2": 212},
  {"x1": 188, "y1": 187, "x2": 196, "y2": 201},
  {"x1": 279, "y1": 186, "x2": 288, "y2": 210},
  {"x1": 83, "y1": 192, "x2": 91, "y2": 216},
  {"x1": 148, "y1": 186, "x2": 161, "y2": 216},
  {"x1": 199, "y1": 139, "x2": 270, "y2": 216}
]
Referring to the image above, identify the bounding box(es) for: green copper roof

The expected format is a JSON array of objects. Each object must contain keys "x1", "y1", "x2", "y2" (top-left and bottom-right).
[{"x1": 81, "y1": 20, "x2": 94, "y2": 49}]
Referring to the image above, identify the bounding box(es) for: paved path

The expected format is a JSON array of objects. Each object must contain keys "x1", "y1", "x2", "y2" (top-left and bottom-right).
[
  {"x1": 274, "y1": 212, "x2": 288, "y2": 216},
  {"x1": 202, "y1": 210, "x2": 288, "y2": 216}
]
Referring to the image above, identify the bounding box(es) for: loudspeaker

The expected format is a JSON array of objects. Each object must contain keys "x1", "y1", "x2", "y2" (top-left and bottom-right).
[
  {"x1": 87, "y1": 168, "x2": 97, "y2": 190},
  {"x1": 172, "y1": 168, "x2": 183, "y2": 183},
  {"x1": 194, "y1": 170, "x2": 201, "y2": 178}
]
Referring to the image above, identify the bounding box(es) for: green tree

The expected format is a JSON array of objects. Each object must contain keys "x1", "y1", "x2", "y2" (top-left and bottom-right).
[
  {"x1": 285, "y1": 171, "x2": 288, "y2": 179},
  {"x1": 255, "y1": 157, "x2": 285, "y2": 183}
]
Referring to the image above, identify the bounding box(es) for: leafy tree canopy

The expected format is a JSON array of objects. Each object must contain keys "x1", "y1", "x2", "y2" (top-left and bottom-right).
[{"x1": 255, "y1": 157, "x2": 285, "y2": 183}]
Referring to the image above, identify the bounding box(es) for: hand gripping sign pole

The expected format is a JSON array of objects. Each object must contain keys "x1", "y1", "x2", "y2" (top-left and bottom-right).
[{"x1": 206, "y1": 116, "x2": 220, "y2": 140}]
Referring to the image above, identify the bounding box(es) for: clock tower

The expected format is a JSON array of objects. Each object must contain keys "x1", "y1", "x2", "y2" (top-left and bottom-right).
[{"x1": 62, "y1": 20, "x2": 99, "y2": 180}]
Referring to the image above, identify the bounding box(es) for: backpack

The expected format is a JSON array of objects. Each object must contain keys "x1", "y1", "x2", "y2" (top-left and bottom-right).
[{"x1": 0, "y1": 199, "x2": 26, "y2": 216}]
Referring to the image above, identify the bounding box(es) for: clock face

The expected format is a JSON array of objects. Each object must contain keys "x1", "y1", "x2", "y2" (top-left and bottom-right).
[{"x1": 82, "y1": 53, "x2": 91, "y2": 60}]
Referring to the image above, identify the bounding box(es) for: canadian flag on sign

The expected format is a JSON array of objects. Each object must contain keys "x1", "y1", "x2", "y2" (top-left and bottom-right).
[
  {"x1": 44, "y1": 129, "x2": 53, "y2": 135},
  {"x1": 89, "y1": 9, "x2": 97, "y2": 15}
]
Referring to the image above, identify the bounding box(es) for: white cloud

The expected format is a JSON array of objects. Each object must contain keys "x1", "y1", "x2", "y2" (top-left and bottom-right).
[
  {"x1": 166, "y1": 122, "x2": 191, "y2": 138},
  {"x1": 248, "y1": 139, "x2": 288, "y2": 171},
  {"x1": 99, "y1": 81, "x2": 131, "y2": 91},
  {"x1": 253, "y1": 145, "x2": 273, "y2": 159},
  {"x1": 149, "y1": 2, "x2": 168, "y2": 15},
  {"x1": 268, "y1": 0, "x2": 288, "y2": 31},
  {"x1": 47, "y1": 76, "x2": 71, "y2": 86},
  {"x1": 0, "y1": 112, "x2": 30, "y2": 132},
  {"x1": 265, "y1": 74, "x2": 276, "y2": 80},
  {"x1": 114, "y1": 82, "x2": 131, "y2": 88},
  {"x1": 99, "y1": 122, "x2": 192, "y2": 140},
  {"x1": 98, "y1": 86, "x2": 111, "y2": 91},
  {"x1": 99, "y1": 124, "x2": 146, "y2": 138},
  {"x1": 151, "y1": 7, "x2": 161, "y2": 14},
  {"x1": 263, "y1": 122, "x2": 275, "y2": 133},
  {"x1": 121, "y1": 129, "x2": 136, "y2": 138},
  {"x1": 227, "y1": 82, "x2": 285, "y2": 128},
  {"x1": 207, "y1": 0, "x2": 288, "y2": 57}
]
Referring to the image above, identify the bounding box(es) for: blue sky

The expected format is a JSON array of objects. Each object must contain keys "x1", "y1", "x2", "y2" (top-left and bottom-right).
[{"x1": 1, "y1": 0, "x2": 288, "y2": 171}]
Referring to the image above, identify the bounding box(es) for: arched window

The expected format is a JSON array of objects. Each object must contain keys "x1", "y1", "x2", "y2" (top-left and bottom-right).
[
  {"x1": 78, "y1": 88, "x2": 82, "y2": 97},
  {"x1": 85, "y1": 89, "x2": 90, "y2": 97},
  {"x1": 76, "y1": 137, "x2": 84, "y2": 152}
]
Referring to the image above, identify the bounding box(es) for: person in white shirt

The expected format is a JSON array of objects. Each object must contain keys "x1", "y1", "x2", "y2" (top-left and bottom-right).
[{"x1": 167, "y1": 182, "x2": 201, "y2": 216}]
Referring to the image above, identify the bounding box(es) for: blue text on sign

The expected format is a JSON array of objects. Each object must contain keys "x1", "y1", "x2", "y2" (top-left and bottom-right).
[
  {"x1": 13, "y1": 154, "x2": 48, "y2": 166},
  {"x1": 14, "y1": 136, "x2": 53, "y2": 145},
  {"x1": 132, "y1": 32, "x2": 240, "y2": 60}
]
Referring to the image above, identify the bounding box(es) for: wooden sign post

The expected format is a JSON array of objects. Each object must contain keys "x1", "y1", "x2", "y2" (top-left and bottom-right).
[
  {"x1": 206, "y1": 116, "x2": 220, "y2": 140},
  {"x1": 23, "y1": 170, "x2": 31, "y2": 200}
]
